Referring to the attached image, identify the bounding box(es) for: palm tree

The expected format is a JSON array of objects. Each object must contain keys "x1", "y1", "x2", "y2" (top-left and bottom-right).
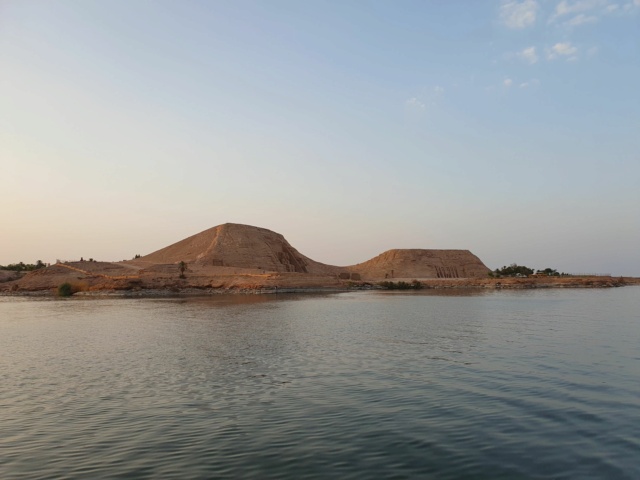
[{"x1": 178, "y1": 261, "x2": 187, "y2": 279}]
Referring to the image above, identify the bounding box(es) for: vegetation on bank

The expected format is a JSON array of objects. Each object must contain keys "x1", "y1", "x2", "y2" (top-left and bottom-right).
[
  {"x1": 178, "y1": 261, "x2": 187, "y2": 279},
  {"x1": 57, "y1": 282, "x2": 87, "y2": 297},
  {"x1": 57, "y1": 282, "x2": 74, "y2": 297},
  {"x1": 379, "y1": 280, "x2": 423, "y2": 290},
  {"x1": 489, "y1": 264, "x2": 565, "y2": 278},
  {"x1": 0, "y1": 260, "x2": 46, "y2": 272},
  {"x1": 535, "y1": 268, "x2": 561, "y2": 276}
]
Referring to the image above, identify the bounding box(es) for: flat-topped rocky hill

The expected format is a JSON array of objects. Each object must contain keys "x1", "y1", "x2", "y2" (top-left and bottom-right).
[{"x1": 350, "y1": 249, "x2": 490, "y2": 280}]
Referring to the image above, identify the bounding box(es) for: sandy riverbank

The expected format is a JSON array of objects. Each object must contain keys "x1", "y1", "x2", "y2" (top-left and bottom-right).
[{"x1": 1, "y1": 273, "x2": 637, "y2": 297}]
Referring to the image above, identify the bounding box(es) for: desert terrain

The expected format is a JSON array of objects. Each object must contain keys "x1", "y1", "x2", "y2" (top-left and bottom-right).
[{"x1": 1, "y1": 223, "x2": 636, "y2": 295}]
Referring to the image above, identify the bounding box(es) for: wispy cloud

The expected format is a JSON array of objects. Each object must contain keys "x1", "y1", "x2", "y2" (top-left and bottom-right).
[
  {"x1": 565, "y1": 13, "x2": 599, "y2": 25},
  {"x1": 405, "y1": 86, "x2": 445, "y2": 113},
  {"x1": 552, "y1": 0, "x2": 606, "y2": 18},
  {"x1": 405, "y1": 97, "x2": 425, "y2": 111},
  {"x1": 547, "y1": 42, "x2": 579, "y2": 59},
  {"x1": 500, "y1": 0, "x2": 539, "y2": 28},
  {"x1": 520, "y1": 79, "x2": 541, "y2": 88},
  {"x1": 622, "y1": 0, "x2": 640, "y2": 10},
  {"x1": 550, "y1": 0, "x2": 611, "y2": 22},
  {"x1": 493, "y1": 0, "x2": 634, "y2": 76},
  {"x1": 504, "y1": 78, "x2": 514, "y2": 87},
  {"x1": 518, "y1": 46, "x2": 539, "y2": 64}
]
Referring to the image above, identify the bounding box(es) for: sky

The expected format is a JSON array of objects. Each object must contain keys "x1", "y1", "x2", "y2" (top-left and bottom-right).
[{"x1": 1, "y1": 0, "x2": 639, "y2": 275}]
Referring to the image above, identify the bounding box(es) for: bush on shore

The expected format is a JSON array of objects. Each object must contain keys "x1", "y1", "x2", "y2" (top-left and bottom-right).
[
  {"x1": 57, "y1": 282, "x2": 86, "y2": 297},
  {"x1": 379, "y1": 280, "x2": 423, "y2": 290},
  {"x1": 58, "y1": 283, "x2": 74, "y2": 297}
]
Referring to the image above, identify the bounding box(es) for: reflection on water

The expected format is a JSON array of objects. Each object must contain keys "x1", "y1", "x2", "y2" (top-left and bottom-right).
[{"x1": 1, "y1": 288, "x2": 640, "y2": 479}]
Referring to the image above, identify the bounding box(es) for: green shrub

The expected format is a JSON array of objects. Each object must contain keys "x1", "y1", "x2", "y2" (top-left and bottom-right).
[
  {"x1": 494, "y1": 264, "x2": 534, "y2": 277},
  {"x1": 0, "y1": 260, "x2": 46, "y2": 272},
  {"x1": 57, "y1": 282, "x2": 73, "y2": 297},
  {"x1": 379, "y1": 280, "x2": 423, "y2": 290}
]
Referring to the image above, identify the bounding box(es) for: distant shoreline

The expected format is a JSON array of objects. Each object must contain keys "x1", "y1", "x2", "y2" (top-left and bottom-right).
[
  {"x1": 5, "y1": 224, "x2": 636, "y2": 297},
  {"x1": 2, "y1": 276, "x2": 638, "y2": 298}
]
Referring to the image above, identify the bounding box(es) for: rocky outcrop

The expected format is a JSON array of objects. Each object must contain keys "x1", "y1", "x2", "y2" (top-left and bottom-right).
[{"x1": 348, "y1": 249, "x2": 490, "y2": 280}]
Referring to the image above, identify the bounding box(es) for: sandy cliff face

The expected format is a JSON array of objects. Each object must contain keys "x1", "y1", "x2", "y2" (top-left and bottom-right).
[{"x1": 348, "y1": 249, "x2": 490, "y2": 280}]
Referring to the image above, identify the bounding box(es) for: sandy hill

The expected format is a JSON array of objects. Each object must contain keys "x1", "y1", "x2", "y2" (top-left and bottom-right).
[
  {"x1": 5, "y1": 223, "x2": 639, "y2": 294},
  {"x1": 139, "y1": 223, "x2": 339, "y2": 275},
  {"x1": 139, "y1": 223, "x2": 489, "y2": 279},
  {"x1": 348, "y1": 249, "x2": 490, "y2": 280},
  {"x1": 1, "y1": 223, "x2": 493, "y2": 293}
]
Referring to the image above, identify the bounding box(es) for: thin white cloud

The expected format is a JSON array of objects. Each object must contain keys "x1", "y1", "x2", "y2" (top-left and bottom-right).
[
  {"x1": 520, "y1": 78, "x2": 541, "y2": 88},
  {"x1": 550, "y1": 0, "x2": 610, "y2": 22},
  {"x1": 566, "y1": 13, "x2": 599, "y2": 25},
  {"x1": 518, "y1": 46, "x2": 539, "y2": 64},
  {"x1": 547, "y1": 0, "x2": 637, "y2": 27},
  {"x1": 405, "y1": 86, "x2": 446, "y2": 113},
  {"x1": 607, "y1": 3, "x2": 640, "y2": 14},
  {"x1": 405, "y1": 97, "x2": 425, "y2": 111},
  {"x1": 504, "y1": 78, "x2": 514, "y2": 87},
  {"x1": 553, "y1": 42, "x2": 578, "y2": 55},
  {"x1": 500, "y1": 0, "x2": 538, "y2": 28},
  {"x1": 548, "y1": 42, "x2": 579, "y2": 59}
]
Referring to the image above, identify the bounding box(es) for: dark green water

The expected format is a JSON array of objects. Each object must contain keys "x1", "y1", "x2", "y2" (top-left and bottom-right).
[{"x1": 1, "y1": 288, "x2": 639, "y2": 479}]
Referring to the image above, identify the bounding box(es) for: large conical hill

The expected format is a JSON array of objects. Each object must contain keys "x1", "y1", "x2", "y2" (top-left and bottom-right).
[{"x1": 140, "y1": 223, "x2": 338, "y2": 274}]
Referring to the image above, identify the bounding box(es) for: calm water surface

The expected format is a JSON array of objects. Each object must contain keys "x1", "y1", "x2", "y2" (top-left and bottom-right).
[{"x1": 1, "y1": 288, "x2": 639, "y2": 479}]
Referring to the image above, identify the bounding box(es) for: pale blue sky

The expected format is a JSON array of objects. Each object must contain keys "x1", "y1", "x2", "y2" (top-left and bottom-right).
[{"x1": 1, "y1": 0, "x2": 639, "y2": 274}]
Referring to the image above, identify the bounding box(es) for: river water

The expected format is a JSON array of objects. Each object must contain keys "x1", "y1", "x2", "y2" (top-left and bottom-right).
[{"x1": 1, "y1": 288, "x2": 639, "y2": 479}]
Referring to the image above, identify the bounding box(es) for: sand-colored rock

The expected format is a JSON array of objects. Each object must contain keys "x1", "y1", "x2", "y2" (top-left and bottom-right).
[
  {"x1": 0, "y1": 270, "x2": 22, "y2": 283},
  {"x1": 0, "y1": 261, "x2": 141, "y2": 292},
  {"x1": 349, "y1": 249, "x2": 490, "y2": 280},
  {"x1": 138, "y1": 223, "x2": 338, "y2": 275},
  {"x1": 137, "y1": 223, "x2": 490, "y2": 279},
  {"x1": 6, "y1": 222, "x2": 631, "y2": 295}
]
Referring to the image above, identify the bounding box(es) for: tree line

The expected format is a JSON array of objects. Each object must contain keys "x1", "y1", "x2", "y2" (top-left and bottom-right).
[
  {"x1": 490, "y1": 264, "x2": 564, "y2": 277},
  {"x1": 0, "y1": 260, "x2": 46, "y2": 272}
]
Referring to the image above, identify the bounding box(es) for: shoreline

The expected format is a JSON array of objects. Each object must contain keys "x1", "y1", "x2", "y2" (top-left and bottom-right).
[{"x1": 2, "y1": 276, "x2": 638, "y2": 298}]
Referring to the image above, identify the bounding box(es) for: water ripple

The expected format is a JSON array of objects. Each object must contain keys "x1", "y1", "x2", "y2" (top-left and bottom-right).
[{"x1": 1, "y1": 289, "x2": 639, "y2": 479}]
